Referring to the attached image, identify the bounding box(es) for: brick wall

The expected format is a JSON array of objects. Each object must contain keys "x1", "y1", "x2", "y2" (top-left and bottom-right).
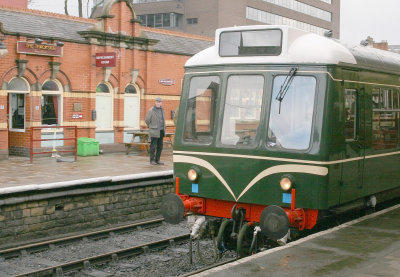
[
  {"x1": 0, "y1": 1, "x2": 211, "y2": 158},
  {"x1": 0, "y1": 182, "x2": 174, "y2": 246}
]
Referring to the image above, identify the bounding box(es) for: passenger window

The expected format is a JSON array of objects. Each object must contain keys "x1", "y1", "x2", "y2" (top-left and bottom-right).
[
  {"x1": 372, "y1": 88, "x2": 399, "y2": 150},
  {"x1": 344, "y1": 89, "x2": 357, "y2": 140},
  {"x1": 221, "y1": 75, "x2": 264, "y2": 146}
]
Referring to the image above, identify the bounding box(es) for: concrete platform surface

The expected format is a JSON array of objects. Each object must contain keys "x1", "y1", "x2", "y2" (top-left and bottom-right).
[
  {"x1": 0, "y1": 149, "x2": 172, "y2": 188},
  {"x1": 196, "y1": 204, "x2": 400, "y2": 277}
]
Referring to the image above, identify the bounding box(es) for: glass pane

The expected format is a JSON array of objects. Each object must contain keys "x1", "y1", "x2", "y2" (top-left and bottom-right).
[
  {"x1": 96, "y1": 83, "x2": 110, "y2": 93},
  {"x1": 155, "y1": 13, "x2": 162, "y2": 27},
  {"x1": 163, "y1": 13, "x2": 170, "y2": 27},
  {"x1": 220, "y1": 29, "x2": 282, "y2": 56},
  {"x1": 221, "y1": 75, "x2": 264, "y2": 146},
  {"x1": 147, "y1": 14, "x2": 155, "y2": 27},
  {"x1": 344, "y1": 89, "x2": 357, "y2": 140},
  {"x1": 372, "y1": 111, "x2": 399, "y2": 150},
  {"x1": 125, "y1": 84, "x2": 137, "y2": 94},
  {"x1": 267, "y1": 75, "x2": 316, "y2": 150},
  {"x1": 41, "y1": 95, "x2": 59, "y2": 125},
  {"x1": 393, "y1": 90, "x2": 399, "y2": 109},
  {"x1": 42, "y1": 80, "x2": 59, "y2": 91},
  {"x1": 372, "y1": 88, "x2": 380, "y2": 109},
  {"x1": 10, "y1": 93, "x2": 25, "y2": 129},
  {"x1": 183, "y1": 76, "x2": 220, "y2": 144},
  {"x1": 9, "y1": 78, "x2": 29, "y2": 91}
]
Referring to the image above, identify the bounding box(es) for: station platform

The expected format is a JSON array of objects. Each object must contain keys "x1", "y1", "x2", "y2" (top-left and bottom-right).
[
  {"x1": 196, "y1": 204, "x2": 400, "y2": 277},
  {"x1": 0, "y1": 148, "x2": 173, "y2": 188}
]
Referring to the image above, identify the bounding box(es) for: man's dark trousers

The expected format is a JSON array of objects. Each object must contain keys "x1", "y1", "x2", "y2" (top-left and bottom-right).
[{"x1": 150, "y1": 130, "x2": 164, "y2": 162}]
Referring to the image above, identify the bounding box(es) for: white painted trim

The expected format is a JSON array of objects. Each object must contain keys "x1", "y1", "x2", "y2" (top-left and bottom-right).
[
  {"x1": 173, "y1": 150, "x2": 400, "y2": 165},
  {"x1": 174, "y1": 155, "x2": 328, "y2": 201},
  {"x1": 237, "y1": 164, "x2": 328, "y2": 201},
  {"x1": 173, "y1": 155, "x2": 236, "y2": 200}
]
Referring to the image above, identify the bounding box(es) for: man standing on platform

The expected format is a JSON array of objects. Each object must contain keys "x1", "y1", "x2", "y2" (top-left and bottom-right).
[{"x1": 145, "y1": 97, "x2": 166, "y2": 165}]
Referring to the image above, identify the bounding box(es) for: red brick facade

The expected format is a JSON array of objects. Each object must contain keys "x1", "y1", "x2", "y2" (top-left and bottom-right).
[
  {"x1": 0, "y1": 1, "x2": 213, "y2": 159},
  {"x1": 0, "y1": 0, "x2": 27, "y2": 9}
]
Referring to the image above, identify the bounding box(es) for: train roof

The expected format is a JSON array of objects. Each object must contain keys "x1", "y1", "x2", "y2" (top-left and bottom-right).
[{"x1": 185, "y1": 25, "x2": 400, "y2": 74}]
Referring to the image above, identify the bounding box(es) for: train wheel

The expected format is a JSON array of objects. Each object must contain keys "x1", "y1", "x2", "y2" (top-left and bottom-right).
[
  {"x1": 237, "y1": 222, "x2": 253, "y2": 258},
  {"x1": 216, "y1": 219, "x2": 236, "y2": 253}
]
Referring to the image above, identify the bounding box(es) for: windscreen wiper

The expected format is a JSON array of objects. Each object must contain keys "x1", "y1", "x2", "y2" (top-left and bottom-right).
[{"x1": 275, "y1": 67, "x2": 298, "y2": 113}]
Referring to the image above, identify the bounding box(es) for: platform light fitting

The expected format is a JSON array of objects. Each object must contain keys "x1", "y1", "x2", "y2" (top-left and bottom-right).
[
  {"x1": 34, "y1": 38, "x2": 43, "y2": 44},
  {"x1": 56, "y1": 41, "x2": 64, "y2": 47}
]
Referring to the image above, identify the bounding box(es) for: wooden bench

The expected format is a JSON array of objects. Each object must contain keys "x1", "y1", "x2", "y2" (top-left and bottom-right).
[{"x1": 125, "y1": 130, "x2": 174, "y2": 155}]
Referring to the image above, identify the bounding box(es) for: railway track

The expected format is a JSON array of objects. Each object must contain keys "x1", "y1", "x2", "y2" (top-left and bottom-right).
[
  {"x1": 12, "y1": 233, "x2": 190, "y2": 277},
  {"x1": 0, "y1": 218, "x2": 164, "y2": 260}
]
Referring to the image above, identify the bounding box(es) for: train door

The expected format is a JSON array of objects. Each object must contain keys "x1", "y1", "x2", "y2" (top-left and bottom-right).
[{"x1": 340, "y1": 87, "x2": 365, "y2": 203}]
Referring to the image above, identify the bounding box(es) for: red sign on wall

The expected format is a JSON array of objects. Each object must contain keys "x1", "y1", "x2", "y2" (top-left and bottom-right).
[
  {"x1": 95, "y1": 52, "x2": 116, "y2": 67},
  {"x1": 17, "y1": 41, "x2": 63, "y2": 57}
]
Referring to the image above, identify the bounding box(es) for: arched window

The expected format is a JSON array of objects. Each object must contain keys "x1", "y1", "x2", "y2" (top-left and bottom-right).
[
  {"x1": 125, "y1": 84, "x2": 138, "y2": 94},
  {"x1": 42, "y1": 80, "x2": 63, "y2": 125},
  {"x1": 9, "y1": 77, "x2": 29, "y2": 131},
  {"x1": 96, "y1": 83, "x2": 110, "y2": 93}
]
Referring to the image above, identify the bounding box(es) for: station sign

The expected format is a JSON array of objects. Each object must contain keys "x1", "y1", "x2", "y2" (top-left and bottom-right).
[
  {"x1": 159, "y1": 79, "x2": 175, "y2": 86},
  {"x1": 17, "y1": 41, "x2": 63, "y2": 57},
  {"x1": 95, "y1": 52, "x2": 116, "y2": 67}
]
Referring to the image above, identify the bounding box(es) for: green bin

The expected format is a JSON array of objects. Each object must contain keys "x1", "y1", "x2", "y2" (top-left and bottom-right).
[{"x1": 77, "y1": 137, "x2": 99, "y2": 156}]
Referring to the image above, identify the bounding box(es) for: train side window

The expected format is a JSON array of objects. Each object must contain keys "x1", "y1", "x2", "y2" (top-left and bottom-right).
[
  {"x1": 372, "y1": 88, "x2": 399, "y2": 150},
  {"x1": 221, "y1": 75, "x2": 264, "y2": 146},
  {"x1": 183, "y1": 76, "x2": 220, "y2": 144},
  {"x1": 344, "y1": 89, "x2": 357, "y2": 140}
]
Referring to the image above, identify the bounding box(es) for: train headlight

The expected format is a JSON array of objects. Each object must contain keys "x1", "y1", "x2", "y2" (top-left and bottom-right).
[
  {"x1": 280, "y1": 176, "x2": 292, "y2": 191},
  {"x1": 188, "y1": 168, "x2": 199, "y2": 182}
]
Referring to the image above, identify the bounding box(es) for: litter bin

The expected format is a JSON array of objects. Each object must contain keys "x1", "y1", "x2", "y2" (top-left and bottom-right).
[{"x1": 77, "y1": 137, "x2": 99, "y2": 156}]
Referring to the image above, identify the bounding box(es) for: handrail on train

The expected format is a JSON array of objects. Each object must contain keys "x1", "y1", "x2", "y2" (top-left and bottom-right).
[{"x1": 30, "y1": 126, "x2": 78, "y2": 163}]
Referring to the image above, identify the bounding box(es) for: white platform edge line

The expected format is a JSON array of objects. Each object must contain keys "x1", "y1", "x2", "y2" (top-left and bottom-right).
[
  {"x1": 192, "y1": 203, "x2": 400, "y2": 276},
  {"x1": 0, "y1": 170, "x2": 174, "y2": 195}
]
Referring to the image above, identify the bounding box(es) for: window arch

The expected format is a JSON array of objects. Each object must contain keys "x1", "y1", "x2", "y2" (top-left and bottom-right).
[
  {"x1": 9, "y1": 77, "x2": 29, "y2": 92},
  {"x1": 125, "y1": 83, "x2": 138, "y2": 94},
  {"x1": 42, "y1": 79, "x2": 63, "y2": 126},
  {"x1": 9, "y1": 77, "x2": 30, "y2": 131},
  {"x1": 96, "y1": 83, "x2": 110, "y2": 93}
]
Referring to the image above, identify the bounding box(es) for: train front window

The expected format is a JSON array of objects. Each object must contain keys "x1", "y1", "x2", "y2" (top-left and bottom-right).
[
  {"x1": 183, "y1": 76, "x2": 219, "y2": 144},
  {"x1": 219, "y1": 29, "x2": 282, "y2": 56},
  {"x1": 221, "y1": 75, "x2": 264, "y2": 146},
  {"x1": 267, "y1": 75, "x2": 316, "y2": 150}
]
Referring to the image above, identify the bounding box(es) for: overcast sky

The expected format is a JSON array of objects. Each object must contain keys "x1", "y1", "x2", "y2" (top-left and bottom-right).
[
  {"x1": 340, "y1": 0, "x2": 400, "y2": 45},
  {"x1": 28, "y1": 0, "x2": 400, "y2": 45}
]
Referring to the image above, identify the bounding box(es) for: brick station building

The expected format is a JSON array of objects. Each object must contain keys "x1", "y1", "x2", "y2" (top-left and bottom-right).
[{"x1": 0, "y1": 0, "x2": 213, "y2": 159}]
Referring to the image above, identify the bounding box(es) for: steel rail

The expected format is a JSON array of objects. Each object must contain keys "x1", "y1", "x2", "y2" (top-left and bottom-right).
[
  {"x1": 179, "y1": 258, "x2": 237, "y2": 277},
  {"x1": 13, "y1": 233, "x2": 190, "y2": 277},
  {"x1": 0, "y1": 218, "x2": 164, "y2": 259}
]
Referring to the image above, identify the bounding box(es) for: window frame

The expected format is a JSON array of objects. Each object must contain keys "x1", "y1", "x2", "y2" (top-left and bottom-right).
[
  {"x1": 8, "y1": 77, "x2": 30, "y2": 132},
  {"x1": 41, "y1": 79, "x2": 63, "y2": 127},
  {"x1": 266, "y1": 74, "x2": 318, "y2": 151},
  {"x1": 219, "y1": 74, "x2": 265, "y2": 148},
  {"x1": 182, "y1": 75, "x2": 220, "y2": 145},
  {"x1": 344, "y1": 89, "x2": 358, "y2": 141}
]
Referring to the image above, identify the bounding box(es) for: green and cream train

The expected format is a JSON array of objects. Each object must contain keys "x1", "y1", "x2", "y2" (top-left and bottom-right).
[{"x1": 161, "y1": 25, "x2": 400, "y2": 253}]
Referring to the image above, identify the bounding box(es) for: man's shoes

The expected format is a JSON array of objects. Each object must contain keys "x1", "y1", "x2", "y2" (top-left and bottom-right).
[
  {"x1": 156, "y1": 161, "x2": 164, "y2": 165},
  {"x1": 150, "y1": 161, "x2": 157, "y2": 165}
]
